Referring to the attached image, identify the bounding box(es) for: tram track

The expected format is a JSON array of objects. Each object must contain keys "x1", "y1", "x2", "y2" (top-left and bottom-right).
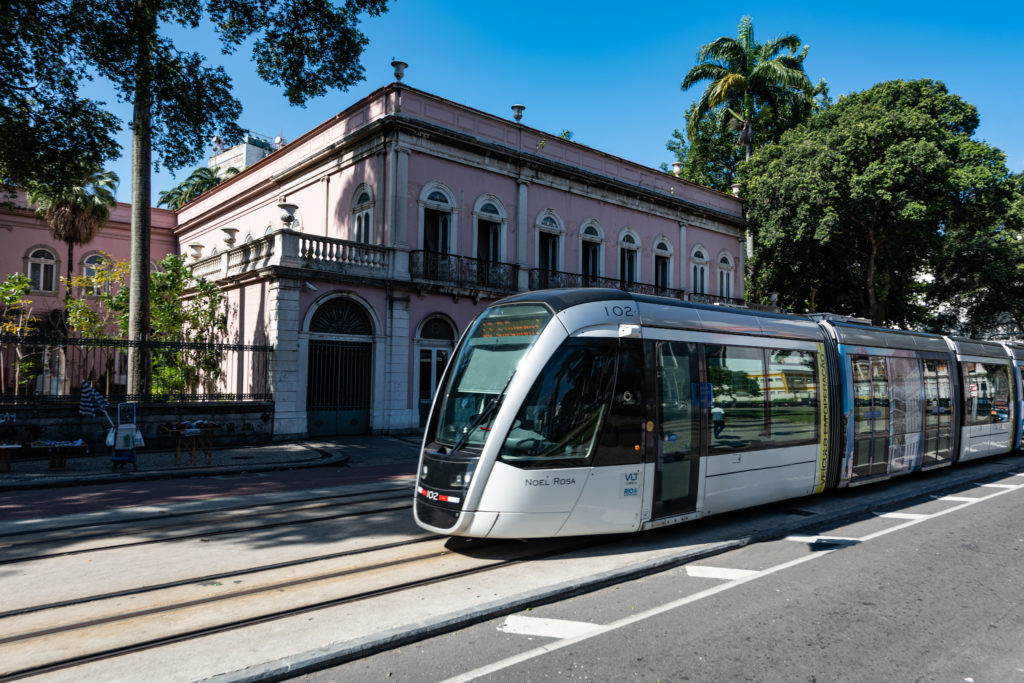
[
  {"x1": 0, "y1": 533, "x2": 611, "y2": 680},
  {"x1": 0, "y1": 484, "x2": 412, "y2": 542},
  {"x1": 0, "y1": 489, "x2": 414, "y2": 565}
]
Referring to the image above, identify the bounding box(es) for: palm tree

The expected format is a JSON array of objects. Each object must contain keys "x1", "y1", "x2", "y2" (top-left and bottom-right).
[
  {"x1": 157, "y1": 166, "x2": 239, "y2": 210},
  {"x1": 682, "y1": 16, "x2": 812, "y2": 161},
  {"x1": 26, "y1": 166, "x2": 119, "y2": 308}
]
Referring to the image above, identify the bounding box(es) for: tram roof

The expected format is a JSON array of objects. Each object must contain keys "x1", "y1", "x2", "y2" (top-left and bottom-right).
[
  {"x1": 828, "y1": 321, "x2": 950, "y2": 354},
  {"x1": 949, "y1": 337, "x2": 1014, "y2": 360}
]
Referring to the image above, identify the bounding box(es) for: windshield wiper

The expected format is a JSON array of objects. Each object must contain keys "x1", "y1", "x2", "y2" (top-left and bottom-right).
[{"x1": 450, "y1": 372, "x2": 516, "y2": 456}]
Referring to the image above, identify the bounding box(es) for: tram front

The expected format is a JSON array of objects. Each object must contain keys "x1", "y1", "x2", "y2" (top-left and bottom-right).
[
  {"x1": 415, "y1": 291, "x2": 646, "y2": 538},
  {"x1": 415, "y1": 301, "x2": 555, "y2": 536}
]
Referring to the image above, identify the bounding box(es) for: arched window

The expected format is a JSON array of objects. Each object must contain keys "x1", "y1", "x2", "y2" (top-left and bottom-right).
[
  {"x1": 654, "y1": 239, "x2": 673, "y2": 291},
  {"x1": 419, "y1": 184, "x2": 456, "y2": 257},
  {"x1": 618, "y1": 232, "x2": 639, "y2": 286},
  {"x1": 81, "y1": 252, "x2": 108, "y2": 296},
  {"x1": 352, "y1": 186, "x2": 374, "y2": 244},
  {"x1": 580, "y1": 221, "x2": 603, "y2": 282},
  {"x1": 473, "y1": 196, "x2": 506, "y2": 264},
  {"x1": 691, "y1": 245, "x2": 709, "y2": 295},
  {"x1": 26, "y1": 247, "x2": 57, "y2": 292},
  {"x1": 718, "y1": 252, "x2": 735, "y2": 299},
  {"x1": 535, "y1": 210, "x2": 563, "y2": 273},
  {"x1": 417, "y1": 316, "x2": 457, "y2": 427}
]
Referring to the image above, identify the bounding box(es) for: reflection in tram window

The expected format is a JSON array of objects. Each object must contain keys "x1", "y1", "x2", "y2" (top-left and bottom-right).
[
  {"x1": 767, "y1": 349, "x2": 818, "y2": 445},
  {"x1": 705, "y1": 345, "x2": 819, "y2": 452},
  {"x1": 499, "y1": 338, "x2": 617, "y2": 467},
  {"x1": 962, "y1": 361, "x2": 1010, "y2": 425}
]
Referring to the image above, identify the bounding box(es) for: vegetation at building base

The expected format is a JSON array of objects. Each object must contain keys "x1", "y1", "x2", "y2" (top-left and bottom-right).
[
  {"x1": 0, "y1": 274, "x2": 40, "y2": 396},
  {"x1": 0, "y1": 0, "x2": 390, "y2": 396},
  {"x1": 65, "y1": 253, "x2": 228, "y2": 398},
  {"x1": 741, "y1": 79, "x2": 1018, "y2": 330}
]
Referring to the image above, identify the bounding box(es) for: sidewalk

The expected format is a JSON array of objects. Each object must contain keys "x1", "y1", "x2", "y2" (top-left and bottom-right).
[{"x1": 0, "y1": 434, "x2": 424, "y2": 491}]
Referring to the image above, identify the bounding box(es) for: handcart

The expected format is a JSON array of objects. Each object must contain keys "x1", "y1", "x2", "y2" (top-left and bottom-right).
[{"x1": 111, "y1": 403, "x2": 140, "y2": 471}]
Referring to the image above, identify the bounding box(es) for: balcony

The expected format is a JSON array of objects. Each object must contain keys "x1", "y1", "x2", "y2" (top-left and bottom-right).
[
  {"x1": 410, "y1": 251, "x2": 519, "y2": 293},
  {"x1": 528, "y1": 269, "x2": 688, "y2": 300},
  {"x1": 687, "y1": 292, "x2": 747, "y2": 307}
]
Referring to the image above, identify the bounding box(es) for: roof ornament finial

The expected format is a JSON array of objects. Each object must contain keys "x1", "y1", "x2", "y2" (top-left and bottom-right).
[
  {"x1": 391, "y1": 59, "x2": 408, "y2": 82},
  {"x1": 511, "y1": 104, "x2": 525, "y2": 122}
]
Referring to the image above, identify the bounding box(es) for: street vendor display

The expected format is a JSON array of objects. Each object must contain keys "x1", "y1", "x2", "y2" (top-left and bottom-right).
[{"x1": 159, "y1": 420, "x2": 221, "y2": 466}]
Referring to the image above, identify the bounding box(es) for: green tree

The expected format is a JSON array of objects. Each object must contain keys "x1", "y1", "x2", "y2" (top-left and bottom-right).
[
  {"x1": 0, "y1": 3, "x2": 121, "y2": 194},
  {"x1": 681, "y1": 15, "x2": 812, "y2": 162},
  {"x1": 25, "y1": 167, "x2": 119, "y2": 308},
  {"x1": 928, "y1": 172, "x2": 1024, "y2": 336},
  {"x1": 9, "y1": 0, "x2": 389, "y2": 397},
  {"x1": 0, "y1": 273, "x2": 40, "y2": 396},
  {"x1": 157, "y1": 165, "x2": 239, "y2": 210},
  {"x1": 742, "y1": 79, "x2": 1012, "y2": 327},
  {"x1": 665, "y1": 80, "x2": 830, "y2": 192}
]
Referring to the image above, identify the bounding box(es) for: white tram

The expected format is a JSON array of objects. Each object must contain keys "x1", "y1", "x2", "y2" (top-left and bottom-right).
[{"x1": 414, "y1": 289, "x2": 1022, "y2": 538}]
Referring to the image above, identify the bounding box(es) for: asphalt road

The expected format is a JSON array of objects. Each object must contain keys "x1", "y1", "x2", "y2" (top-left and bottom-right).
[{"x1": 301, "y1": 473, "x2": 1024, "y2": 682}]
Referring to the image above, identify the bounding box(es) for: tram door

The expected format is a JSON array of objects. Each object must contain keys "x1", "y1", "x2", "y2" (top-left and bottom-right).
[
  {"x1": 652, "y1": 341, "x2": 701, "y2": 517},
  {"x1": 852, "y1": 356, "x2": 890, "y2": 478},
  {"x1": 921, "y1": 359, "x2": 954, "y2": 467}
]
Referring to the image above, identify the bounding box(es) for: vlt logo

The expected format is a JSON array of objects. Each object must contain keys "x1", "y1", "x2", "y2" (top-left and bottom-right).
[{"x1": 622, "y1": 471, "x2": 640, "y2": 497}]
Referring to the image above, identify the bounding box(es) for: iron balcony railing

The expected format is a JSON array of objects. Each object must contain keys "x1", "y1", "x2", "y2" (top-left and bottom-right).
[
  {"x1": 687, "y1": 292, "x2": 748, "y2": 307},
  {"x1": 410, "y1": 251, "x2": 519, "y2": 292},
  {"x1": 528, "y1": 269, "x2": 690, "y2": 300}
]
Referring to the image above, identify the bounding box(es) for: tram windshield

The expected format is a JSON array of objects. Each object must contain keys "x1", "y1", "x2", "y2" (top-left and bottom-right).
[{"x1": 433, "y1": 304, "x2": 553, "y2": 450}]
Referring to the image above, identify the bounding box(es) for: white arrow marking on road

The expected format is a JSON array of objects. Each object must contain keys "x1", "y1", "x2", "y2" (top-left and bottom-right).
[
  {"x1": 686, "y1": 565, "x2": 759, "y2": 580},
  {"x1": 498, "y1": 615, "x2": 600, "y2": 639}
]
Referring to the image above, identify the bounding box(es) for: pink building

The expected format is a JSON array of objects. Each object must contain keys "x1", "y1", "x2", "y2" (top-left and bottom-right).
[{"x1": 2, "y1": 75, "x2": 747, "y2": 439}]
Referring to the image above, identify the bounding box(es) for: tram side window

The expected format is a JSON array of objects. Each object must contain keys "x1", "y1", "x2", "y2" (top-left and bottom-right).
[
  {"x1": 962, "y1": 362, "x2": 1010, "y2": 425},
  {"x1": 707, "y1": 345, "x2": 766, "y2": 451},
  {"x1": 499, "y1": 338, "x2": 617, "y2": 468},
  {"x1": 657, "y1": 341, "x2": 698, "y2": 457},
  {"x1": 707, "y1": 345, "x2": 819, "y2": 452},
  {"x1": 767, "y1": 349, "x2": 818, "y2": 445}
]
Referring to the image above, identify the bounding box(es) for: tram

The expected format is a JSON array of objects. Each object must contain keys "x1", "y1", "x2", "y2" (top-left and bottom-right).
[{"x1": 414, "y1": 289, "x2": 1023, "y2": 538}]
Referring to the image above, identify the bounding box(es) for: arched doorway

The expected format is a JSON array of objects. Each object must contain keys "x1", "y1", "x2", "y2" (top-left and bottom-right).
[
  {"x1": 417, "y1": 316, "x2": 456, "y2": 427},
  {"x1": 306, "y1": 298, "x2": 374, "y2": 436}
]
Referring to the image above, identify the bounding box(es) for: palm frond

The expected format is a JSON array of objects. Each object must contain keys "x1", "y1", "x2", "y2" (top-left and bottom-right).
[{"x1": 682, "y1": 62, "x2": 730, "y2": 91}]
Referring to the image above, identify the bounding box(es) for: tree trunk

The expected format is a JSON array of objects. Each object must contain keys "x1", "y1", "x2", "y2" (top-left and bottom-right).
[
  {"x1": 65, "y1": 240, "x2": 74, "y2": 312},
  {"x1": 126, "y1": 0, "x2": 154, "y2": 399},
  {"x1": 865, "y1": 219, "x2": 879, "y2": 324}
]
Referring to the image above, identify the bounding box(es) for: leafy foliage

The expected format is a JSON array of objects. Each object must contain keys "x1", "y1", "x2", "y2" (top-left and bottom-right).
[
  {"x1": 158, "y1": 166, "x2": 239, "y2": 209},
  {"x1": 25, "y1": 166, "x2": 119, "y2": 306},
  {"x1": 742, "y1": 79, "x2": 1013, "y2": 328},
  {"x1": 680, "y1": 15, "x2": 813, "y2": 161},
  {"x1": 0, "y1": 273, "x2": 41, "y2": 395}
]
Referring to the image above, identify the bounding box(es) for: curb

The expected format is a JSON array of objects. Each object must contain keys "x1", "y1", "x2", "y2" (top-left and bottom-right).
[{"x1": 207, "y1": 454, "x2": 1024, "y2": 682}]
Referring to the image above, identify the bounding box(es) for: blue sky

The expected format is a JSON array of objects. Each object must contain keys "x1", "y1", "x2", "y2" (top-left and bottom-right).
[{"x1": 88, "y1": 0, "x2": 1024, "y2": 203}]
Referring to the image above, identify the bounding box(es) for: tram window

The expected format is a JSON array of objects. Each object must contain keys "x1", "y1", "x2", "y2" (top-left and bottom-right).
[
  {"x1": 499, "y1": 338, "x2": 617, "y2": 468},
  {"x1": 657, "y1": 341, "x2": 698, "y2": 457},
  {"x1": 766, "y1": 349, "x2": 818, "y2": 446},
  {"x1": 706, "y1": 345, "x2": 767, "y2": 451},
  {"x1": 963, "y1": 362, "x2": 1010, "y2": 426}
]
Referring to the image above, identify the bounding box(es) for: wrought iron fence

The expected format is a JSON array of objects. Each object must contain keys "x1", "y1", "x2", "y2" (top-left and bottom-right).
[
  {"x1": 0, "y1": 334, "x2": 273, "y2": 405},
  {"x1": 410, "y1": 251, "x2": 519, "y2": 292}
]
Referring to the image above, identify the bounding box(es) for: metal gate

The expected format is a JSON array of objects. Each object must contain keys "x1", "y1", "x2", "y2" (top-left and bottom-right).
[{"x1": 307, "y1": 339, "x2": 372, "y2": 436}]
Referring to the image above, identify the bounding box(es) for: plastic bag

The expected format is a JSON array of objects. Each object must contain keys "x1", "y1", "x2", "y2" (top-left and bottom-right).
[
  {"x1": 134, "y1": 428, "x2": 145, "y2": 447},
  {"x1": 105, "y1": 428, "x2": 115, "y2": 448}
]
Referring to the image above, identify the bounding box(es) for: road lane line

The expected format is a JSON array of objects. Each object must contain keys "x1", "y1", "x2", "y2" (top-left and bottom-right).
[
  {"x1": 686, "y1": 566, "x2": 759, "y2": 580},
  {"x1": 875, "y1": 512, "x2": 928, "y2": 520},
  {"x1": 497, "y1": 615, "x2": 600, "y2": 639},
  {"x1": 932, "y1": 495, "x2": 981, "y2": 502},
  {"x1": 978, "y1": 483, "x2": 1019, "y2": 489}
]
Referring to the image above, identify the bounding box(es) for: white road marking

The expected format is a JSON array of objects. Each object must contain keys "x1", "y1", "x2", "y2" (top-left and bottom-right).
[
  {"x1": 686, "y1": 566, "x2": 759, "y2": 580},
  {"x1": 932, "y1": 495, "x2": 981, "y2": 502},
  {"x1": 875, "y1": 512, "x2": 928, "y2": 520},
  {"x1": 443, "y1": 482, "x2": 1021, "y2": 683},
  {"x1": 498, "y1": 615, "x2": 600, "y2": 639},
  {"x1": 784, "y1": 535, "x2": 860, "y2": 544},
  {"x1": 979, "y1": 483, "x2": 1020, "y2": 489}
]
